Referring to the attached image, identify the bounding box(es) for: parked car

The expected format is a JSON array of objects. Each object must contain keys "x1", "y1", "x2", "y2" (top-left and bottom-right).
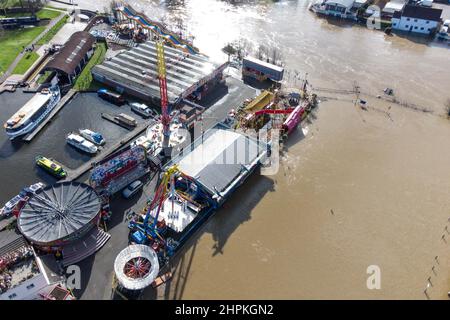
[{"x1": 122, "y1": 180, "x2": 144, "y2": 199}]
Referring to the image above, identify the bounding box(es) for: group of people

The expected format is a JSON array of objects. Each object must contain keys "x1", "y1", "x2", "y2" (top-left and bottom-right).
[{"x1": 0, "y1": 246, "x2": 34, "y2": 294}]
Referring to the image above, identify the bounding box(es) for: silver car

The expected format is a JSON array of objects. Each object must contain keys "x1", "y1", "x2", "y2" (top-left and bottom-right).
[{"x1": 122, "y1": 180, "x2": 144, "y2": 199}]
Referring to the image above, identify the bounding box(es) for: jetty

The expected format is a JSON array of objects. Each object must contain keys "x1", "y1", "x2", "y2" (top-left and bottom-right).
[
  {"x1": 23, "y1": 89, "x2": 77, "y2": 142},
  {"x1": 64, "y1": 121, "x2": 150, "y2": 181}
]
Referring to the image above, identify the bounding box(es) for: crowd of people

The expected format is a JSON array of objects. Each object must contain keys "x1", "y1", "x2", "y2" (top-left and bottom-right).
[{"x1": 0, "y1": 246, "x2": 35, "y2": 294}]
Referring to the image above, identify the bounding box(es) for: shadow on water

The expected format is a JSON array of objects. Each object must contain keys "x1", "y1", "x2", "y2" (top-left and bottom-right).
[
  {"x1": 0, "y1": 139, "x2": 25, "y2": 159},
  {"x1": 143, "y1": 173, "x2": 275, "y2": 300},
  {"x1": 208, "y1": 173, "x2": 275, "y2": 256}
]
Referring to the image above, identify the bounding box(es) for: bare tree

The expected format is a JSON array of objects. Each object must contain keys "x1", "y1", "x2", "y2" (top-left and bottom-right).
[{"x1": 445, "y1": 99, "x2": 450, "y2": 117}]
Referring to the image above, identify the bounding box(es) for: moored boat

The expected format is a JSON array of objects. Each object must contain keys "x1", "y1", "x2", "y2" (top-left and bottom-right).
[
  {"x1": 97, "y1": 88, "x2": 125, "y2": 105},
  {"x1": 66, "y1": 133, "x2": 98, "y2": 154},
  {"x1": 0, "y1": 182, "x2": 45, "y2": 218},
  {"x1": 130, "y1": 102, "x2": 154, "y2": 118},
  {"x1": 35, "y1": 155, "x2": 67, "y2": 179},
  {"x1": 114, "y1": 113, "x2": 137, "y2": 127},
  {"x1": 79, "y1": 129, "x2": 105, "y2": 146},
  {"x1": 4, "y1": 86, "x2": 60, "y2": 140}
]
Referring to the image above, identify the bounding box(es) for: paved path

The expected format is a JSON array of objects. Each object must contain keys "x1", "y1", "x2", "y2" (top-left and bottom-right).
[{"x1": 0, "y1": 10, "x2": 67, "y2": 84}]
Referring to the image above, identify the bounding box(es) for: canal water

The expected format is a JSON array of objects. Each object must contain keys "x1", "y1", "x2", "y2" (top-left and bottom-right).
[
  {"x1": 2, "y1": 0, "x2": 450, "y2": 299},
  {"x1": 0, "y1": 91, "x2": 144, "y2": 201}
]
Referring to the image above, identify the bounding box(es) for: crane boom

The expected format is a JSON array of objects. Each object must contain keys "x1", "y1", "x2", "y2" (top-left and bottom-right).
[{"x1": 156, "y1": 40, "x2": 171, "y2": 150}]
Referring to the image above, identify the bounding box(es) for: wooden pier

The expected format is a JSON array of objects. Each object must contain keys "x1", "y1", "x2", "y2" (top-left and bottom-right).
[
  {"x1": 63, "y1": 121, "x2": 149, "y2": 181},
  {"x1": 23, "y1": 89, "x2": 77, "y2": 142}
]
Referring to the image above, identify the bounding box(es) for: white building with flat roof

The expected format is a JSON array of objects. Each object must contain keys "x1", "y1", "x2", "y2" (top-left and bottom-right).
[
  {"x1": 391, "y1": 4, "x2": 443, "y2": 35},
  {"x1": 382, "y1": 0, "x2": 407, "y2": 17}
]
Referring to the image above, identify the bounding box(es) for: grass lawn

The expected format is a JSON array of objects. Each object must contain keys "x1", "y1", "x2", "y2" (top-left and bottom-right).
[
  {"x1": 74, "y1": 42, "x2": 108, "y2": 91},
  {"x1": 36, "y1": 9, "x2": 61, "y2": 20},
  {"x1": 44, "y1": 5, "x2": 68, "y2": 12},
  {"x1": 0, "y1": 26, "x2": 45, "y2": 74},
  {"x1": 12, "y1": 51, "x2": 39, "y2": 74},
  {"x1": 36, "y1": 14, "x2": 68, "y2": 46}
]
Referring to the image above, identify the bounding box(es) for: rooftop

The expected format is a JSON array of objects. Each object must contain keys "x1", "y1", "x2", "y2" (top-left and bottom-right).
[
  {"x1": 44, "y1": 31, "x2": 95, "y2": 76},
  {"x1": 175, "y1": 124, "x2": 266, "y2": 196},
  {"x1": 92, "y1": 41, "x2": 224, "y2": 104},
  {"x1": 18, "y1": 182, "x2": 101, "y2": 246},
  {"x1": 383, "y1": 1, "x2": 407, "y2": 13},
  {"x1": 243, "y1": 56, "x2": 284, "y2": 73},
  {"x1": 400, "y1": 4, "x2": 443, "y2": 21}
]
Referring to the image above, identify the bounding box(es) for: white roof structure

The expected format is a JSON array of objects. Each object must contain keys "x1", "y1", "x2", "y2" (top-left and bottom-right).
[
  {"x1": 382, "y1": 0, "x2": 406, "y2": 14},
  {"x1": 114, "y1": 245, "x2": 159, "y2": 290},
  {"x1": 178, "y1": 129, "x2": 244, "y2": 178},
  {"x1": 325, "y1": 0, "x2": 355, "y2": 8},
  {"x1": 5, "y1": 92, "x2": 52, "y2": 129}
]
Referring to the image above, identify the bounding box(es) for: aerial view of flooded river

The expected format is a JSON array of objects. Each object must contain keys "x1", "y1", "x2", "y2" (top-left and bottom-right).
[{"x1": 2, "y1": 0, "x2": 450, "y2": 299}]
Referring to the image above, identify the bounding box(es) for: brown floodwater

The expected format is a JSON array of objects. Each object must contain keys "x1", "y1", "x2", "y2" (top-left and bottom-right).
[{"x1": 65, "y1": 0, "x2": 450, "y2": 299}]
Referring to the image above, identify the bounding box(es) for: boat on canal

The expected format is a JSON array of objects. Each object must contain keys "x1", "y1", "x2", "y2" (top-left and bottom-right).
[
  {"x1": 130, "y1": 102, "x2": 155, "y2": 118},
  {"x1": 4, "y1": 86, "x2": 60, "y2": 140},
  {"x1": 79, "y1": 129, "x2": 105, "y2": 146},
  {"x1": 66, "y1": 133, "x2": 98, "y2": 154},
  {"x1": 97, "y1": 88, "x2": 126, "y2": 106},
  {"x1": 35, "y1": 155, "x2": 67, "y2": 179},
  {"x1": 114, "y1": 113, "x2": 137, "y2": 127},
  {"x1": 0, "y1": 182, "x2": 45, "y2": 219}
]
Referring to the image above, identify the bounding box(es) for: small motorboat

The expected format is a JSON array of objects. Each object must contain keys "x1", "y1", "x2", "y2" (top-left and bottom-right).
[
  {"x1": 67, "y1": 133, "x2": 98, "y2": 154},
  {"x1": 79, "y1": 129, "x2": 105, "y2": 146},
  {"x1": 97, "y1": 88, "x2": 125, "y2": 105},
  {"x1": 130, "y1": 102, "x2": 156, "y2": 118},
  {"x1": 114, "y1": 113, "x2": 137, "y2": 127},
  {"x1": 23, "y1": 182, "x2": 45, "y2": 194},
  {"x1": 0, "y1": 182, "x2": 45, "y2": 218},
  {"x1": 35, "y1": 156, "x2": 67, "y2": 179}
]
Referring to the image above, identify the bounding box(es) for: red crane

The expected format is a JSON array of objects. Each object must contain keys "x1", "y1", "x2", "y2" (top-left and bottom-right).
[{"x1": 156, "y1": 40, "x2": 171, "y2": 152}]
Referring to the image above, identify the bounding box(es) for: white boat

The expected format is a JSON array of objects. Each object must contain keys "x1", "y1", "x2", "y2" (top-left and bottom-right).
[
  {"x1": 66, "y1": 133, "x2": 98, "y2": 154},
  {"x1": 130, "y1": 102, "x2": 154, "y2": 118},
  {"x1": 79, "y1": 129, "x2": 105, "y2": 145},
  {"x1": 0, "y1": 182, "x2": 45, "y2": 218},
  {"x1": 4, "y1": 86, "x2": 60, "y2": 140},
  {"x1": 23, "y1": 182, "x2": 45, "y2": 194}
]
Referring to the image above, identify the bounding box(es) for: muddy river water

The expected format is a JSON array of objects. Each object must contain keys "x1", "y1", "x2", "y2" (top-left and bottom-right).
[{"x1": 136, "y1": 0, "x2": 450, "y2": 299}]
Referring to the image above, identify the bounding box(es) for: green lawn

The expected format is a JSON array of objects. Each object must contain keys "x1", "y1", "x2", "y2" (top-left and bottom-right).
[
  {"x1": 0, "y1": 26, "x2": 45, "y2": 74},
  {"x1": 36, "y1": 14, "x2": 68, "y2": 46},
  {"x1": 44, "y1": 5, "x2": 68, "y2": 12},
  {"x1": 12, "y1": 51, "x2": 39, "y2": 74},
  {"x1": 36, "y1": 9, "x2": 61, "y2": 20},
  {"x1": 73, "y1": 43, "x2": 108, "y2": 91}
]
